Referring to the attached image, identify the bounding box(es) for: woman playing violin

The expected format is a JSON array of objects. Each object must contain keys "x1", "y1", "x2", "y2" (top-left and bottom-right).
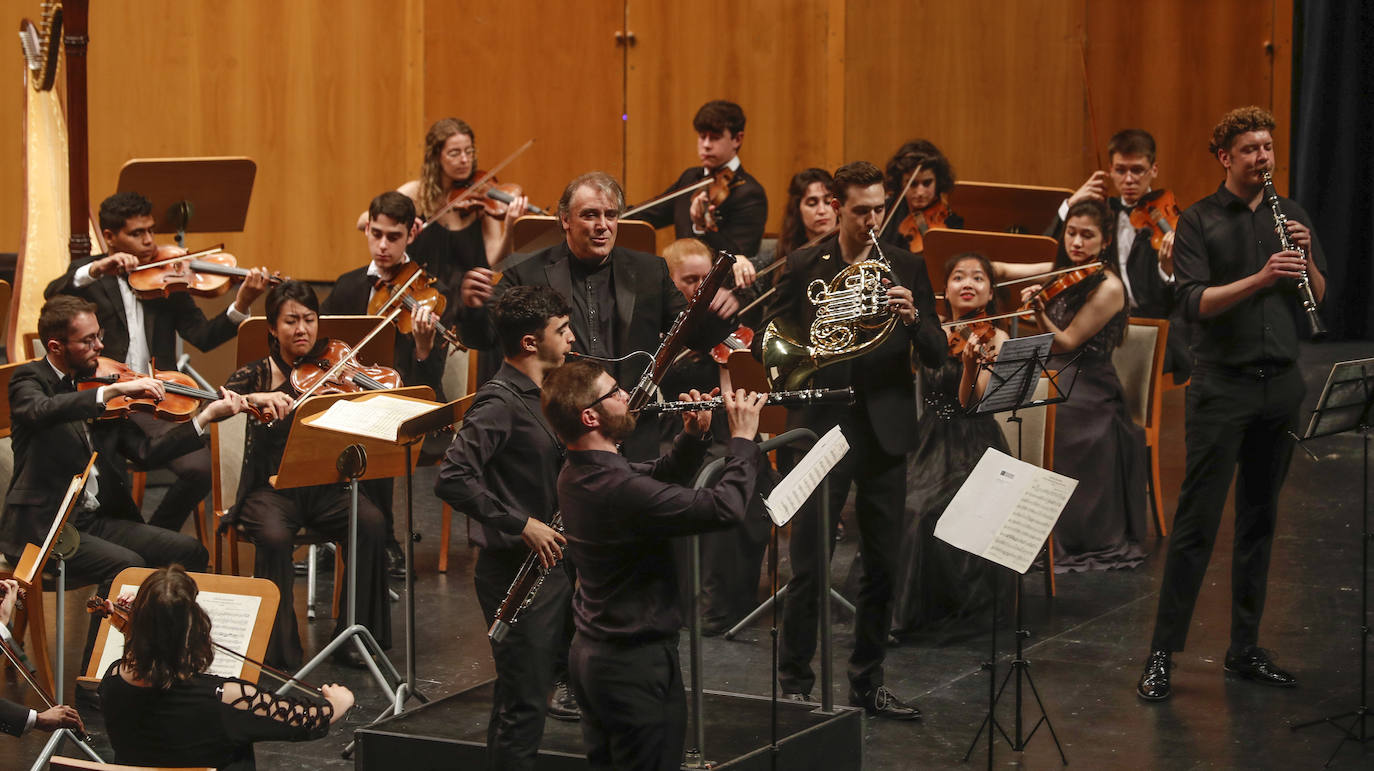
[
  {"x1": 99, "y1": 565, "x2": 354, "y2": 771},
  {"x1": 995, "y1": 198, "x2": 1149, "y2": 574},
  {"x1": 878, "y1": 140, "x2": 963, "y2": 253},
  {"x1": 221, "y1": 280, "x2": 393, "y2": 669},
  {"x1": 891, "y1": 253, "x2": 1012, "y2": 639}
]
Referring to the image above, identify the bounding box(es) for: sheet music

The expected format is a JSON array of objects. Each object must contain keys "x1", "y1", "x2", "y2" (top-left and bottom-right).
[
  {"x1": 94, "y1": 586, "x2": 263, "y2": 681},
  {"x1": 976, "y1": 333, "x2": 1054, "y2": 414},
  {"x1": 305, "y1": 394, "x2": 435, "y2": 442},
  {"x1": 763, "y1": 425, "x2": 849, "y2": 527},
  {"x1": 934, "y1": 448, "x2": 1078, "y2": 574}
]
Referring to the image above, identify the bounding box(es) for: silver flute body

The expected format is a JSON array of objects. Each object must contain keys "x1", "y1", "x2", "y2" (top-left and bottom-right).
[
  {"x1": 1262, "y1": 169, "x2": 1326, "y2": 339},
  {"x1": 635, "y1": 387, "x2": 855, "y2": 414}
]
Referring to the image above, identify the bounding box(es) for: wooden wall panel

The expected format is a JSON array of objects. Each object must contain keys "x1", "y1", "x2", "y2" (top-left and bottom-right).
[{"x1": 421, "y1": 0, "x2": 626, "y2": 220}]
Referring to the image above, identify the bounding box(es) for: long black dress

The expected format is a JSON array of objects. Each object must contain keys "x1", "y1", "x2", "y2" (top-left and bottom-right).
[
  {"x1": 1044, "y1": 273, "x2": 1148, "y2": 572},
  {"x1": 891, "y1": 353, "x2": 1012, "y2": 639},
  {"x1": 408, "y1": 217, "x2": 486, "y2": 313}
]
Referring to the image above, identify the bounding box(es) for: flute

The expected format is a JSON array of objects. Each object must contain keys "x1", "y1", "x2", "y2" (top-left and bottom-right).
[{"x1": 634, "y1": 387, "x2": 854, "y2": 414}]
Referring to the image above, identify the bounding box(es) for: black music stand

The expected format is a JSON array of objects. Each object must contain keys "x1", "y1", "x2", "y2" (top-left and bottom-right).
[
  {"x1": 116, "y1": 157, "x2": 256, "y2": 248},
  {"x1": 1290, "y1": 358, "x2": 1374, "y2": 766},
  {"x1": 961, "y1": 334, "x2": 1077, "y2": 769}
]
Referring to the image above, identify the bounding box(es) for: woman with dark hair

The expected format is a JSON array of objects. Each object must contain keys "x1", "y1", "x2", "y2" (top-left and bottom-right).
[
  {"x1": 892, "y1": 253, "x2": 1013, "y2": 638},
  {"x1": 777, "y1": 168, "x2": 836, "y2": 263},
  {"x1": 99, "y1": 565, "x2": 354, "y2": 770},
  {"x1": 993, "y1": 198, "x2": 1148, "y2": 572},
  {"x1": 879, "y1": 139, "x2": 963, "y2": 253}
]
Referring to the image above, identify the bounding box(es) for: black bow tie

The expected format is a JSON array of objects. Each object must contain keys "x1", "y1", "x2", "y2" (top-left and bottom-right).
[
  {"x1": 60, "y1": 374, "x2": 79, "y2": 393},
  {"x1": 1109, "y1": 198, "x2": 1128, "y2": 214}
]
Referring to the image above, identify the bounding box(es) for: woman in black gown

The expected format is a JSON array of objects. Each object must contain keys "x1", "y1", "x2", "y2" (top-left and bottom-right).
[
  {"x1": 891, "y1": 253, "x2": 1013, "y2": 639},
  {"x1": 996, "y1": 198, "x2": 1148, "y2": 573}
]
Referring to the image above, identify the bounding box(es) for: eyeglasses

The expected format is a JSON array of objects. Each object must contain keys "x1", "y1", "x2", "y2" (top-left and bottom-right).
[
  {"x1": 66, "y1": 330, "x2": 105, "y2": 349},
  {"x1": 582, "y1": 382, "x2": 624, "y2": 411},
  {"x1": 443, "y1": 148, "x2": 477, "y2": 159}
]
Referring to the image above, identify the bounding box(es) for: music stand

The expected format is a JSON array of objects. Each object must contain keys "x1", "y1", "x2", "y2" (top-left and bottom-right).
[
  {"x1": 962, "y1": 336, "x2": 1077, "y2": 769},
  {"x1": 116, "y1": 157, "x2": 256, "y2": 248},
  {"x1": 508, "y1": 214, "x2": 659, "y2": 255},
  {"x1": 949, "y1": 181, "x2": 1072, "y2": 235},
  {"x1": 1291, "y1": 358, "x2": 1374, "y2": 766}
]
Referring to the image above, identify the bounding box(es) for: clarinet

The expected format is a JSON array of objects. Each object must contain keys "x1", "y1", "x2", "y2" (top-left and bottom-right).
[
  {"x1": 1262, "y1": 169, "x2": 1327, "y2": 339},
  {"x1": 635, "y1": 387, "x2": 855, "y2": 414},
  {"x1": 488, "y1": 511, "x2": 563, "y2": 643}
]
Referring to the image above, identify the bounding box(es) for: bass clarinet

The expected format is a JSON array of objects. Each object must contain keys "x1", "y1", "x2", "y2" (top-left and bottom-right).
[
  {"x1": 1262, "y1": 169, "x2": 1326, "y2": 339},
  {"x1": 488, "y1": 511, "x2": 562, "y2": 642}
]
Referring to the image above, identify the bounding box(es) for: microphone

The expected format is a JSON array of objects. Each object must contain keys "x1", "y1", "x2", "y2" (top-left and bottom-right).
[{"x1": 485, "y1": 188, "x2": 547, "y2": 216}]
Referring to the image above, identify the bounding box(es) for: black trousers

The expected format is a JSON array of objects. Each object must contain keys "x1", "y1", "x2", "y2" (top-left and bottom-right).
[
  {"x1": 235, "y1": 483, "x2": 390, "y2": 668},
  {"x1": 66, "y1": 514, "x2": 209, "y2": 669},
  {"x1": 569, "y1": 633, "x2": 685, "y2": 771},
  {"x1": 474, "y1": 548, "x2": 573, "y2": 771},
  {"x1": 129, "y1": 412, "x2": 213, "y2": 533},
  {"x1": 1150, "y1": 365, "x2": 1304, "y2": 653},
  {"x1": 777, "y1": 415, "x2": 905, "y2": 695}
]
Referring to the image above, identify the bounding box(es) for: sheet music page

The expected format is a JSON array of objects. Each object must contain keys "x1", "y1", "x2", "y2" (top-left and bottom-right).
[
  {"x1": 305, "y1": 395, "x2": 435, "y2": 442},
  {"x1": 934, "y1": 448, "x2": 1078, "y2": 574},
  {"x1": 94, "y1": 585, "x2": 263, "y2": 681},
  {"x1": 763, "y1": 425, "x2": 850, "y2": 527}
]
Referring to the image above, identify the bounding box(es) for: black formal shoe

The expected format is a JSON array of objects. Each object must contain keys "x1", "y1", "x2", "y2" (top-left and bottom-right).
[
  {"x1": 849, "y1": 686, "x2": 921, "y2": 720},
  {"x1": 1137, "y1": 650, "x2": 1172, "y2": 701},
  {"x1": 331, "y1": 645, "x2": 371, "y2": 670},
  {"x1": 1224, "y1": 646, "x2": 1296, "y2": 688},
  {"x1": 293, "y1": 547, "x2": 334, "y2": 576},
  {"x1": 547, "y1": 680, "x2": 581, "y2": 721},
  {"x1": 783, "y1": 691, "x2": 811, "y2": 703},
  {"x1": 385, "y1": 540, "x2": 407, "y2": 579}
]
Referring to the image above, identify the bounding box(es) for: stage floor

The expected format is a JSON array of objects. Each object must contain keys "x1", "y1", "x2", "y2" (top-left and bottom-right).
[{"x1": 2, "y1": 341, "x2": 1372, "y2": 770}]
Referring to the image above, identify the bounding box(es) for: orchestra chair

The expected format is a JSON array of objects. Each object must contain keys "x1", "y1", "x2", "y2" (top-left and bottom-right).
[
  {"x1": 210, "y1": 414, "x2": 343, "y2": 620},
  {"x1": 49, "y1": 757, "x2": 213, "y2": 771},
  {"x1": 1111, "y1": 317, "x2": 1170, "y2": 536},
  {"x1": 436, "y1": 348, "x2": 481, "y2": 573},
  {"x1": 997, "y1": 377, "x2": 1058, "y2": 597}
]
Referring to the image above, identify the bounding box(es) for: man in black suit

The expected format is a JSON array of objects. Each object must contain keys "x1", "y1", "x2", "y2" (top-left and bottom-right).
[
  {"x1": 0, "y1": 578, "x2": 85, "y2": 738},
  {"x1": 760, "y1": 161, "x2": 944, "y2": 719},
  {"x1": 45, "y1": 192, "x2": 272, "y2": 533},
  {"x1": 1055, "y1": 129, "x2": 1192, "y2": 383},
  {"x1": 0, "y1": 296, "x2": 247, "y2": 668},
  {"x1": 636, "y1": 100, "x2": 769, "y2": 282},
  {"x1": 459, "y1": 171, "x2": 738, "y2": 461}
]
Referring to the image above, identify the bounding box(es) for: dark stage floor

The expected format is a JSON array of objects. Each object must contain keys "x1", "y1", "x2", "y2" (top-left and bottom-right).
[{"x1": 3, "y1": 342, "x2": 1373, "y2": 770}]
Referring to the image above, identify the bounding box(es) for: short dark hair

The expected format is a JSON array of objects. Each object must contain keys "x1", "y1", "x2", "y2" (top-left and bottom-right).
[
  {"x1": 831, "y1": 161, "x2": 885, "y2": 204},
  {"x1": 557, "y1": 172, "x2": 625, "y2": 220},
  {"x1": 693, "y1": 100, "x2": 746, "y2": 136},
  {"x1": 121, "y1": 565, "x2": 214, "y2": 690},
  {"x1": 1209, "y1": 106, "x2": 1276, "y2": 156},
  {"x1": 99, "y1": 191, "x2": 153, "y2": 233},
  {"x1": 943, "y1": 252, "x2": 998, "y2": 314},
  {"x1": 883, "y1": 140, "x2": 955, "y2": 198},
  {"x1": 368, "y1": 191, "x2": 417, "y2": 227},
  {"x1": 38, "y1": 295, "x2": 98, "y2": 346},
  {"x1": 1107, "y1": 129, "x2": 1157, "y2": 163},
  {"x1": 541, "y1": 359, "x2": 607, "y2": 443},
  {"x1": 266, "y1": 279, "x2": 320, "y2": 324},
  {"x1": 492, "y1": 285, "x2": 572, "y2": 358}
]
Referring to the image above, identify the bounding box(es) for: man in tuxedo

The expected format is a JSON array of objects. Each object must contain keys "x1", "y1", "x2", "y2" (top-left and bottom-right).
[
  {"x1": 0, "y1": 578, "x2": 85, "y2": 738},
  {"x1": 636, "y1": 100, "x2": 769, "y2": 285},
  {"x1": 760, "y1": 161, "x2": 945, "y2": 719},
  {"x1": 459, "y1": 171, "x2": 738, "y2": 461},
  {"x1": 0, "y1": 296, "x2": 248, "y2": 668},
  {"x1": 45, "y1": 192, "x2": 272, "y2": 533}
]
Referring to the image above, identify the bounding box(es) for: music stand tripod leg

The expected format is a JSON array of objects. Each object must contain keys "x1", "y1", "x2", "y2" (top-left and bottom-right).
[{"x1": 29, "y1": 555, "x2": 105, "y2": 770}]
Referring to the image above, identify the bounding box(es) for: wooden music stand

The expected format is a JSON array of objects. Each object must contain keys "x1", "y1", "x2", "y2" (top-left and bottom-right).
[
  {"x1": 80, "y1": 567, "x2": 279, "y2": 688},
  {"x1": 923, "y1": 230, "x2": 1060, "y2": 315},
  {"x1": 116, "y1": 157, "x2": 256, "y2": 247},
  {"x1": 950, "y1": 181, "x2": 1072, "y2": 235},
  {"x1": 0, "y1": 360, "x2": 27, "y2": 437},
  {"x1": 234, "y1": 315, "x2": 396, "y2": 369},
  {"x1": 508, "y1": 214, "x2": 658, "y2": 255}
]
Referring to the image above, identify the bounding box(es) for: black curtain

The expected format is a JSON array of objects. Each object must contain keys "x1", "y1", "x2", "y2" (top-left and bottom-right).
[{"x1": 1291, "y1": 0, "x2": 1374, "y2": 340}]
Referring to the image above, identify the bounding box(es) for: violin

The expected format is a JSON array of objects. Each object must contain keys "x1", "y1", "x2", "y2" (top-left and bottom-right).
[
  {"x1": 941, "y1": 309, "x2": 1037, "y2": 359},
  {"x1": 896, "y1": 196, "x2": 955, "y2": 254},
  {"x1": 126, "y1": 244, "x2": 283, "y2": 300},
  {"x1": 422, "y1": 138, "x2": 538, "y2": 229},
  {"x1": 1020, "y1": 261, "x2": 1107, "y2": 308},
  {"x1": 368, "y1": 261, "x2": 467, "y2": 352},
  {"x1": 78, "y1": 357, "x2": 267, "y2": 423},
  {"x1": 700, "y1": 167, "x2": 736, "y2": 233},
  {"x1": 1128, "y1": 190, "x2": 1181, "y2": 251},
  {"x1": 87, "y1": 595, "x2": 323, "y2": 694},
  {"x1": 709, "y1": 324, "x2": 754, "y2": 365},
  {"x1": 289, "y1": 339, "x2": 403, "y2": 398}
]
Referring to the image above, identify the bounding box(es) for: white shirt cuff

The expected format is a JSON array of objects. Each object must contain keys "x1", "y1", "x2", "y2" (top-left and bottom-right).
[
  {"x1": 691, "y1": 224, "x2": 705, "y2": 235},
  {"x1": 1057, "y1": 199, "x2": 1070, "y2": 222},
  {"x1": 72, "y1": 263, "x2": 98, "y2": 289},
  {"x1": 94, "y1": 386, "x2": 109, "y2": 405},
  {"x1": 1157, "y1": 264, "x2": 1176, "y2": 284},
  {"x1": 22, "y1": 708, "x2": 36, "y2": 734},
  {"x1": 191, "y1": 414, "x2": 209, "y2": 436},
  {"x1": 225, "y1": 304, "x2": 250, "y2": 324}
]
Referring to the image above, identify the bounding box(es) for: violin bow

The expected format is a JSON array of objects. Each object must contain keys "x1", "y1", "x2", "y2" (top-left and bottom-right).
[
  {"x1": 621, "y1": 176, "x2": 714, "y2": 219},
  {"x1": 878, "y1": 158, "x2": 923, "y2": 235},
  {"x1": 1079, "y1": 38, "x2": 1105, "y2": 170},
  {"x1": 288, "y1": 304, "x2": 406, "y2": 410},
  {"x1": 127, "y1": 244, "x2": 226, "y2": 272},
  {"x1": 422, "y1": 138, "x2": 537, "y2": 229}
]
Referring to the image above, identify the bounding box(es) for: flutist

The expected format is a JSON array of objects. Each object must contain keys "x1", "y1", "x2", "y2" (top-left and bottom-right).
[
  {"x1": 1138, "y1": 107, "x2": 1327, "y2": 702},
  {"x1": 435, "y1": 286, "x2": 578, "y2": 770}
]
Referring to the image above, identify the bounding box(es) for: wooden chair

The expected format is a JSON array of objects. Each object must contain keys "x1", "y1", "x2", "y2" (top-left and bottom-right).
[
  {"x1": 997, "y1": 377, "x2": 1059, "y2": 596},
  {"x1": 438, "y1": 348, "x2": 482, "y2": 573},
  {"x1": 0, "y1": 433, "x2": 57, "y2": 695},
  {"x1": 50, "y1": 757, "x2": 213, "y2": 771},
  {"x1": 210, "y1": 414, "x2": 343, "y2": 619},
  {"x1": 1111, "y1": 317, "x2": 1170, "y2": 536}
]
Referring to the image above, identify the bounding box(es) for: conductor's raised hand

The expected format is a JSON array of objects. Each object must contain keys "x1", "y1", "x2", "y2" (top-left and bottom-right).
[
  {"x1": 724, "y1": 388, "x2": 766, "y2": 439},
  {"x1": 522, "y1": 517, "x2": 567, "y2": 570},
  {"x1": 461, "y1": 268, "x2": 495, "y2": 308}
]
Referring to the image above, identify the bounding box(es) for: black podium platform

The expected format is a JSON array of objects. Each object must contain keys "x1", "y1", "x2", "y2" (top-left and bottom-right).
[{"x1": 353, "y1": 680, "x2": 864, "y2": 770}]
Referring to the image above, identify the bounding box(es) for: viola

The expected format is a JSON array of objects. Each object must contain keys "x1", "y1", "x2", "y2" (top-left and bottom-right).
[
  {"x1": 78, "y1": 357, "x2": 267, "y2": 423},
  {"x1": 700, "y1": 167, "x2": 736, "y2": 233},
  {"x1": 1128, "y1": 189, "x2": 1181, "y2": 251},
  {"x1": 710, "y1": 325, "x2": 754, "y2": 365},
  {"x1": 1020, "y1": 261, "x2": 1106, "y2": 308},
  {"x1": 368, "y1": 261, "x2": 467, "y2": 352},
  {"x1": 126, "y1": 244, "x2": 283, "y2": 300},
  {"x1": 896, "y1": 197, "x2": 954, "y2": 254},
  {"x1": 289, "y1": 339, "x2": 403, "y2": 398}
]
